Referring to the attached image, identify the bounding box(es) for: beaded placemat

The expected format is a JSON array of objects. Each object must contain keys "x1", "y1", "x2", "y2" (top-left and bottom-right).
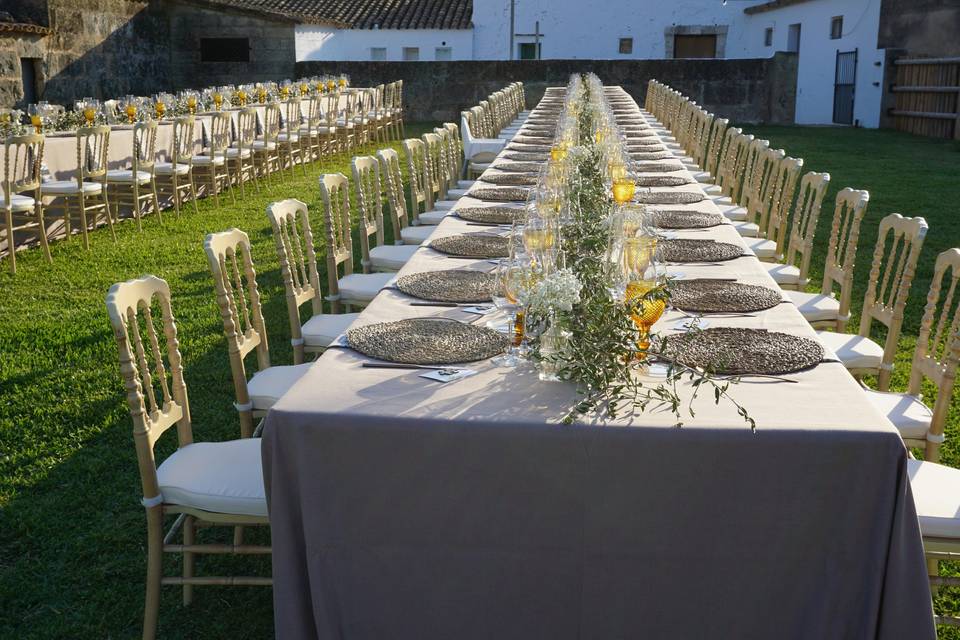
[
  {"x1": 651, "y1": 210, "x2": 726, "y2": 229},
  {"x1": 507, "y1": 143, "x2": 552, "y2": 153},
  {"x1": 635, "y1": 162, "x2": 684, "y2": 173},
  {"x1": 636, "y1": 175, "x2": 693, "y2": 187},
  {"x1": 669, "y1": 279, "x2": 783, "y2": 313},
  {"x1": 494, "y1": 161, "x2": 545, "y2": 173},
  {"x1": 396, "y1": 270, "x2": 499, "y2": 303},
  {"x1": 481, "y1": 173, "x2": 539, "y2": 186},
  {"x1": 631, "y1": 151, "x2": 674, "y2": 161},
  {"x1": 660, "y1": 328, "x2": 824, "y2": 375},
  {"x1": 456, "y1": 206, "x2": 526, "y2": 225},
  {"x1": 429, "y1": 233, "x2": 511, "y2": 258},
  {"x1": 348, "y1": 318, "x2": 509, "y2": 365},
  {"x1": 634, "y1": 190, "x2": 706, "y2": 205},
  {"x1": 658, "y1": 239, "x2": 744, "y2": 262},
  {"x1": 468, "y1": 186, "x2": 531, "y2": 202},
  {"x1": 502, "y1": 152, "x2": 549, "y2": 162}
]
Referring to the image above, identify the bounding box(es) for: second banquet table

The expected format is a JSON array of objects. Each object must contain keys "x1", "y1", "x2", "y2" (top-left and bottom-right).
[{"x1": 262, "y1": 85, "x2": 934, "y2": 639}]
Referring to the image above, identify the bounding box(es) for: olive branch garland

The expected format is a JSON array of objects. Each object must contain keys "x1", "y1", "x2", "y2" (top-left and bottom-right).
[{"x1": 535, "y1": 77, "x2": 755, "y2": 429}]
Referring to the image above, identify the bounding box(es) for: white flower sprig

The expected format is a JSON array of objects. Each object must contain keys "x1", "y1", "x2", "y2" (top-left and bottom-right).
[{"x1": 523, "y1": 268, "x2": 583, "y2": 314}]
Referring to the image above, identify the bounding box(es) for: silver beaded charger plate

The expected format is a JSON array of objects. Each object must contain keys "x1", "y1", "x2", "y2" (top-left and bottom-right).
[
  {"x1": 660, "y1": 328, "x2": 824, "y2": 376},
  {"x1": 629, "y1": 142, "x2": 666, "y2": 151},
  {"x1": 503, "y1": 152, "x2": 548, "y2": 162},
  {"x1": 494, "y1": 161, "x2": 545, "y2": 173},
  {"x1": 634, "y1": 190, "x2": 706, "y2": 205},
  {"x1": 658, "y1": 239, "x2": 744, "y2": 262},
  {"x1": 636, "y1": 175, "x2": 694, "y2": 187},
  {"x1": 481, "y1": 173, "x2": 539, "y2": 186},
  {"x1": 520, "y1": 126, "x2": 557, "y2": 134},
  {"x1": 631, "y1": 151, "x2": 674, "y2": 161},
  {"x1": 512, "y1": 135, "x2": 554, "y2": 144},
  {"x1": 635, "y1": 162, "x2": 684, "y2": 173},
  {"x1": 429, "y1": 233, "x2": 511, "y2": 258},
  {"x1": 348, "y1": 318, "x2": 509, "y2": 365},
  {"x1": 456, "y1": 206, "x2": 525, "y2": 224},
  {"x1": 651, "y1": 210, "x2": 725, "y2": 229},
  {"x1": 396, "y1": 270, "x2": 500, "y2": 303},
  {"x1": 468, "y1": 186, "x2": 531, "y2": 202},
  {"x1": 507, "y1": 143, "x2": 552, "y2": 153},
  {"x1": 669, "y1": 279, "x2": 783, "y2": 313}
]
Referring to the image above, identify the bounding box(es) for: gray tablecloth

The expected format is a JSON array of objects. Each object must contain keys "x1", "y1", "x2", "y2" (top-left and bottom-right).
[{"x1": 262, "y1": 86, "x2": 935, "y2": 639}]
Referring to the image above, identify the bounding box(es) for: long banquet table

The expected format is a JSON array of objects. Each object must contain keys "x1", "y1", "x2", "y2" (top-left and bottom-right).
[{"x1": 262, "y1": 85, "x2": 935, "y2": 639}]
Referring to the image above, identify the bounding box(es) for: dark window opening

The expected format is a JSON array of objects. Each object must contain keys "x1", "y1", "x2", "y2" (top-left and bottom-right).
[
  {"x1": 200, "y1": 38, "x2": 250, "y2": 63},
  {"x1": 787, "y1": 23, "x2": 801, "y2": 53},
  {"x1": 518, "y1": 42, "x2": 541, "y2": 60},
  {"x1": 20, "y1": 58, "x2": 40, "y2": 105},
  {"x1": 619, "y1": 38, "x2": 633, "y2": 54},
  {"x1": 673, "y1": 35, "x2": 716, "y2": 59},
  {"x1": 830, "y1": 16, "x2": 843, "y2": 39},
  {"x1": 764, "y1": 28, "x2": 773, "y2": 47}
]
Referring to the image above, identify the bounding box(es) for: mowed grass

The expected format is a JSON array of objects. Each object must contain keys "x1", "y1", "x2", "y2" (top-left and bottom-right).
[
  {"x1": 1, "y1": 122, "x2": 960, "y2": 637},
  {"x1": 0, "y1": 123, "x2": 435, "y2": 639}
]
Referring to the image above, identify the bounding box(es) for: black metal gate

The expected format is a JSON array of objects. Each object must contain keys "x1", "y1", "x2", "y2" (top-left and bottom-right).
[{"x1": 833, "y1": 49, "x2": 857, "y2": 124}]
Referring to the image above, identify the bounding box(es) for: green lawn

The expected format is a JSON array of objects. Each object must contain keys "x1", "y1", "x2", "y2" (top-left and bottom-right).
[{"x1": 1, "y1": 123, "x2": 959, "y2": 638}]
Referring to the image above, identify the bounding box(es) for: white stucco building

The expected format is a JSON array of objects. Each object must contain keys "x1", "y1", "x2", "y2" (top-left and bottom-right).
[{"x1": 229, "y1": 0, "x2": 891, "y2": 128}]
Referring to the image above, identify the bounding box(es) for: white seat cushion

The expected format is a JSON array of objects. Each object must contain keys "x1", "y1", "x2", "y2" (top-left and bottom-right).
[
  {"x1": 338, "y1": 271, "x2": 394, "y2": 303},
  {"x1": 761, "y1": 262, "x2": 801, "y2": 287},
  {"x1": 719, "y1": 203, "x2": 747, "y2": 221},
  {"x1": 252, "y1": 140, "x2": 277, "y2": 151},
  {"x1": 277, "y1": 132, "x2": 300, "y2": 143},
  {"x1": 247, "y1": 363, "x2": 311, "y2": 410},
  {"x1": 225, "y1": 147, "x2": 252, "y2": 159},
  {"x1": 907, "y1": 459, "x2": 960, "y2": 539},
  {"x1": 400, "y1": 224, "x2": 435, "y2": 245},
  {"x1": 106, "y1": 169, "x2": 152, "y2": 184},
  {"x1": 469, "y1": 161, "x2": 493, "y2": 173},
  {"x1": 816, "y1": 331, "x2": 884, "y2": 371},
  {"x1": 703, "y1": 184, "x2": 722, "y2": 196},
  {"x1": 317, "y1": 126, "x2": 337, "y2": 134},
  {"x1": 456, "y1": 180, "x2": 476, "y2": 189},
  {"x1": 192, "y1": 154, "x2": 225, "y2": 166},
  {"x1": 370, "y1": 244, "x2": 419, "y2": 271},
  {"x1": 747, "y1": 238, "x2": 777, "y2": 260},
  {"x1": 302, "y1": 312, "x2": 359, "y2": 348},
  {"x1": 156, "y1": 439, "x2": 266, "y2": 518},
  {"x1": 447, "y1": 188, "x2": 469, "y2": 199},
  {"x1": 868, "y1": 391, "x2": 933, "y2": 441},
  {"x1": 692, "y1": 170, "x2": 714, "y2": 184},
  {"x1": 433, "y1": 199, "x2": 458, "y2": 210},
  {"x1": 155, "y1": 162, "x2": 191, "y2": 175},
  {"x1": 732, "y1": 221, "x2": 759, "y2": 238},
  {"x1": 41, "y1": 180, "x2": 103, "y2": 195},
  {"x1": 785, "y1": 290, "x2": 840, "y2": 323},
  {"x1": 0, "y1": 193, "x2": 36, "y2": 211},
  {"x1": 417, "y1": 209, "x2": 448, "y2": 225}
]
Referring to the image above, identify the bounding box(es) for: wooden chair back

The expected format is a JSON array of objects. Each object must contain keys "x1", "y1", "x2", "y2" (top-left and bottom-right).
[
  {"x1": 422, "y1": 132, "x2": 445, "y2": 204},
  {"x1": 236, "y1": 108, "x2": 258, "y2": 152},
  {"x1": 266, "y1": 199, "x2": 322, "y2": 364},
  {"x1": 702, "y1": 117, "x2": 728, "y2": 178},
  {"x1": 910, "y1": 248, "x2": 960, "y2": 460},
  {"x1": 3, "y1": 133, "x2": 43, "y2": 202},
  {"x1": 821, "y1": 188, "x2": 870, "y2": 330},
  {"x1": 208, "y1": 113, "x2": 231, "y2": 156},
  {"x1": 283, "y1": 98, "x2": 302, "y2": 133},
  {"x1": 859, "y1": 213, "x2": 928, "y2": 389},
  {"x1": 402, "y1": 138, "x2": 430, "y2": 218},
  {"x1": 745, "y1": 146, "x2": 784, "y2": 228},
  {"x1": 203, "y1": 228, "x2": 270, "y2": 435},
  {"x1": 736, "y1": 137, "x2": 769, "y2": 208},
  {"x1": 260, "y1": 104, "x2": 281, "y2": 143},
  {"x1": 715, "y1": 127, "x2": 743, "y2": 196},
  {"x1": 171, "y1": 116, "x2": 195, "y2": 166},
  {"x1": 106, "y1": 275, "x2": 192, "y2": 502},
  {"x1": 762, "y1": 156, "x2": 804, "y2": 258},
  {"x1": 781, "y1": 171, "x2": 831, "y2": 288},
  {"x1": 377, "y1": 148, "x2": 409, "y2": 243},
  {"x1": 76, "y1": 125, "x2": 111, "y2": 184},
  {"x1": 351, "y1": 155, "x2": 384, "y2": 272},
  {"x1": 318, "y1": 173, "x2": 354, "y2": 303},
  {"x1": 132, "y1": 120, "x2": 158, "y2": 176}
]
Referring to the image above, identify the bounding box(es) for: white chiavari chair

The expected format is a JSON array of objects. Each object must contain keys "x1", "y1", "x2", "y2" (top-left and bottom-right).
[{"x1": 2, "y1": 132, "x2": 47, "y2": 273}]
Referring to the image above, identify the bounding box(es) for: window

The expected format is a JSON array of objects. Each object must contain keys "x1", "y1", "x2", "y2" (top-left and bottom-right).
[
  {"x1": 402, "y1": 47, "x2": 419, "y2": 61},
  {"x1": 673, "y1": 35, "x2": 716, "y2": 59},
  {"x1": 518, "y1": 42, "x2": 541, "y2": 60},
  {"x1": 370, "y1": 47, "x2": 386, "y2": 61},
  {"x1": 435, "y1": 46, "x2": 452, "y2": 61},
  {"x1": 619, "y1": 38, "x2": 633, "y2": 55},
  {"x1": 787, "y1": 23, "x2": 801, "y2": 53},
  {"x1": 830, "y1": 16, "x2": 843, "y2": 39},
  {"x1": 199, "y1": 37, "x2": 250, "y2": 63},
  {"x1": 764, "y1": 27, "x2": 773, "y2": 47},
  {"x1": 19, "y1": 58, "x2": 40, "y2": 105}
]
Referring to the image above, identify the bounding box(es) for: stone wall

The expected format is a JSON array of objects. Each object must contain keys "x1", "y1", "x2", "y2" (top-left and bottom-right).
[
  {"x1": 296, "y1": 54, "x2": 798, "y2": 125},
  {"x1": 878, "y1": 0, "x2": 960, "y2": 58},
  {"x1": 0, "y1": 0, "x2": 296, "y2": 109}
]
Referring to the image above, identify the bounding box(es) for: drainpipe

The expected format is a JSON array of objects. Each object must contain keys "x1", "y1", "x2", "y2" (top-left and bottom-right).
[{"x1": 509, "y1": 0, "x2": 515, "y2": 60}]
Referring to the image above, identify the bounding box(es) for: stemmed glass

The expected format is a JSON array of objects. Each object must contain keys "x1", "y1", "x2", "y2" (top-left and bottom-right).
[
  {"x1": 184, "y1": 91, "x2": 198, "y2": 115},
  {"x1": 81, "y1": 98, "x2": 99, "y2": 125},
  {"x1": 212, "y1": 87, "x2": 225, "y2": 111},
  {"x1": 27, "y1": 104, "x2": 43, "y2": 133},
  {"x1": 492, "y1": 258, "x2": 533, "y2": 368},
  {"x1": 622, "y1": 236, "x2": 666, "y2": 358},
  {"x1": 122, "y1": 96, "x2": 138, "y2": 124}
]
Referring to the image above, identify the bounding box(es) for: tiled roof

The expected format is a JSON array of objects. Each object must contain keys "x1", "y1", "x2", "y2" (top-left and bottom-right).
[{"x1": 203, "y1": 0, "x2": 473, "y2": 29}]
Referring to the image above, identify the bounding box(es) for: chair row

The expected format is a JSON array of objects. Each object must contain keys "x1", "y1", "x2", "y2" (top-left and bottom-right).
[
  {"x1": 460, "y1": 82, "x2": 529, "y2": 178},
  {"x1": 646, "y1": 79, "x2": 960, "y2": 625},
  {"x1": 2, "y1": 86, "x2": 406, "y2": 275}
]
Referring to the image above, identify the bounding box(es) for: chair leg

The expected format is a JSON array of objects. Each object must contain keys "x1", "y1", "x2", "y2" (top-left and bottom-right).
[
  {"x1": 182, "y1": 514, "x2": 195, "y2": 606},
  {"x1": 150, "y1": 182, "x2": 162, "y2": 225},
  {"x1": 170, "y1": 177, "x2": 182, "y2": 217},
  {"x1": 35, "y1": 203, "x2": 52, "y2": 263},
  {"x1": 239, "y1": 407, "x2": 255, "y2": 439},
  {"x1": 189, "y1": 171, "x2": 199, "y2": 216},
  {"x1": 142, "y1": 505, "x2": 163, "y2": 640},
  {"x1": 133, "y1": 182, "x2": 143, "y2": 232},
  {"x1": 79, "y1": 192, "x2": 91, "y2": 250},
  {"x1": 4, "y1": 207, "x2": 15, "y2": 274},
  {"x1": 103, "y1": 190, "x2": 116, "y2": 242}
]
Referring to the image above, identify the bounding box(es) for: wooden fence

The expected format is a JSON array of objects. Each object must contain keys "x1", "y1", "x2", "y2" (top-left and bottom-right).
[{"x1": 889, "y1": 57, "x2": 960, "y2": 139}]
